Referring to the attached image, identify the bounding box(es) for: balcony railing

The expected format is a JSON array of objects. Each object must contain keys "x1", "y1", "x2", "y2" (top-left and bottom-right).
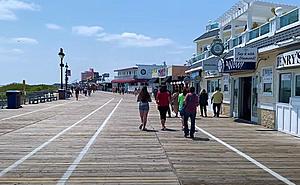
[
  {"x1": 280, "y1": 8, "x2": 299, "y2": 28},
  {"x1": 187, "y1": 8, "x2": 299, "y2": 64},
  {"x1": 225, "y1": 8, "x2": 299, "y2": 50}
]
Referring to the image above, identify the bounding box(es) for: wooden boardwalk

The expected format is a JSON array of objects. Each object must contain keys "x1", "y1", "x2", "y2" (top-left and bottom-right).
[{"x1": 0, "y1": 92, "x2": 299, "y2": 185}]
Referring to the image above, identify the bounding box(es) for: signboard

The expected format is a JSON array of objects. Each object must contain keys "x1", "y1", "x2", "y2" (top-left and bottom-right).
[
  {"x1": 234, "y1": 47, "x2": 257, "y2": 63},
  {"x1": 210, "y1": 38, "x2": 224, "y2": 56},
  {"x1": 66, "y1": 69, "x2": 71, "y2": 76},
  {"x1": 157, "y1": 68, "x2": 167, "y2": 77},
  {"x1": 222, "y1": 58, "x2": 256, "y2": 73},
  {"x1": 203, "y1": 58, "x2": 219, "y2": 71},
  {"x1": 277, "y1": 49, "x2": 300, "y2": 69}
]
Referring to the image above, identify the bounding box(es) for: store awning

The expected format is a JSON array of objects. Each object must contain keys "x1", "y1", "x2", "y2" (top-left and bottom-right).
[{"x1": 111, "y1": 79, "x2": 148, "y2": 83}]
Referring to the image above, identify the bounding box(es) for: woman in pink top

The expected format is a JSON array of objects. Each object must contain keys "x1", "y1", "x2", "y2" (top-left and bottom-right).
[{"x1": 156, "y1": 85, "x2": 170, "y2": 130}]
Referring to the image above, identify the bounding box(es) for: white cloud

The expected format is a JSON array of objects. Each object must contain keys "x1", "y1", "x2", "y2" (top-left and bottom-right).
[
  {"x1": 46, "y1": 23, "x2": 62, "y2": 30},
  {"x1": 72, "y1": 26, "x2": 104, "y2": 36},
  {"x1": 0, "y1": 0, "x2": 39, "y2": 21},
  {"x1": 0, "y1": 48, "x2": 23, "y2": 54},
  {"x1": 10, "y1": 37, "x2": 38, "y2": 44},
  {"x1": 97, "y1": 32, "x2": 173, "y2": 47}
]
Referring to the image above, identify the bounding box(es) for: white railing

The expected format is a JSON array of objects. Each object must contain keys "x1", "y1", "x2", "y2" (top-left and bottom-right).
[{"x1": 225, "y1": 8, "x2": 299, "y2": 50}]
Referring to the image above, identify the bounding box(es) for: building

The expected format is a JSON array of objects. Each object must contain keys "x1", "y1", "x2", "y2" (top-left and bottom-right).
[
  {"x1": 187, "y1": 0, "x2": 300, "y2": 137},
  {"x1": 112, "y1": 64, "x2": 164, "y2": 93},
  {"x1": 81, "y1": 68, "x2": 101, "y2": 83}
]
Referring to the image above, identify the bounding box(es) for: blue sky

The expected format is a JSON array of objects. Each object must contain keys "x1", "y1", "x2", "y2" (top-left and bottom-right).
[{"x1": 0, "y1": 0, "x2": 299, "y2": 85}]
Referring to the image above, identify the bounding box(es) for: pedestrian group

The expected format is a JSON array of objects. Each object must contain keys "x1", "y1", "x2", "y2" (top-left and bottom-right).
[{"x1": 137, "y1": 85, "x2": 223, "y2": 139}]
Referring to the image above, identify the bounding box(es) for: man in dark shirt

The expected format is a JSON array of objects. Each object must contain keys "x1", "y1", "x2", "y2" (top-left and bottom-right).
[{"x1": 183, "y1": 87, "x2": 199, "y2": 138}]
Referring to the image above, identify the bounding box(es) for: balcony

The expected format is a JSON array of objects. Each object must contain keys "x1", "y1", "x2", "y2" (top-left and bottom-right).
[
  {"x1": 225, "y1": 8, "x2": 299, "y2": 50},
  {"x1": 188, "y1": 50, "x2": 212, "y2": 65}
]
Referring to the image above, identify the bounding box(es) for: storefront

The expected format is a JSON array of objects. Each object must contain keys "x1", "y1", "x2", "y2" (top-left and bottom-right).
[
  {"x1": 275, "y1": 48, "x2": 300, "y2": 137},
  {"x1": 219, "y1": 48, "x2": 258, "y2": 122}
]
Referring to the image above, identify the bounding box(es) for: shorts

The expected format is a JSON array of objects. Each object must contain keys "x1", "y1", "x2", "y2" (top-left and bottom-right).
[
  {"x1": 158, "y1": 106, "x2": 169, "y2": 120},
  {"x1": 139, "y1": 102, "x2": 149, "y2": 112}
]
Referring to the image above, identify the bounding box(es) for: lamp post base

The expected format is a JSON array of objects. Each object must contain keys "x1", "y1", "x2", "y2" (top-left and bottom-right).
[{"x1": 58, "y1": 89, "x2": 66, "y2": 100}]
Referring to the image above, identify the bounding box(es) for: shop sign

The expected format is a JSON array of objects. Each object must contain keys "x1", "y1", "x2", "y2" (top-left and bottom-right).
[
  {"x1": 152, "y1": 68, "x2": 158, "y2": 78},
  {"x1": 277, "y1": 49, "x2": 300, "y2": 69},
  {"x1": 234, "y1": 47, "x2": 257, "y2": 63},
  {"x1": 210, "y1": 38, "x2": 224, "y2": 56},
  {"x1": 66, "y1": 69, "x2": 71, "y2": 76},
  {"x1": 203, "y1": 58, "x2": 219, "y2": 71},
  {"x1": 183, "y1": 76, "x2": 191, "y2": 84},
  {"x1": 157, "y1": 68, "x2": 167, "y2": 77},
  {"x1": 222, "y1": 58, "x2": 256, "y2": 73}
]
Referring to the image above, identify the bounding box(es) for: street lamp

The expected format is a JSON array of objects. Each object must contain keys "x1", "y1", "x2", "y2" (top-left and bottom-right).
[
  {"x1": 58, "y1": 48, "x2": 65, "y2": 89},
  {"x1": 65, "y1": 62, "x2": 68, "y2": 91}
]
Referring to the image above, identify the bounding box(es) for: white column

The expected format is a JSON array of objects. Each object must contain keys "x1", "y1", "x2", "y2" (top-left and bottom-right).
[
  {"x1": 230, "y1": 20, "x2": 236, "y2": 39},
  {"x1": 247, "y1": 8, "x2": 253, "y2": 31},
  {"x1": 219, "y1": 26, "x2": 224, "y2": 42}
]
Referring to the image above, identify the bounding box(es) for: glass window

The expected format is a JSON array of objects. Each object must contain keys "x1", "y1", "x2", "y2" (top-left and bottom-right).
[
  {"x1": 262, "y1": 68, "x2": 273, "y2": 95},
  {"x1": 296, "y1": 75, "x2": 300, "y2": 96},
  {"x1": 279, "y1": 73, "x2": 292, "y2": 103},
  {"x1": 280, "y1": 9, "x2": 299, "y2": 28},
  {"x1": 263, "y1": 83, "x2": 272, "y2": 93},
  {"x1": 207, "y1": 80, "x2": 211, "y2": 93}
]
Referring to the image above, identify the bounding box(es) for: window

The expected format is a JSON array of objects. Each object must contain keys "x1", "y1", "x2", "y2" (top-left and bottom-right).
[
  {"x1": 279, "y1": 73, "x2": 292, "y2": 103},
  {"x1": 207, "y1": 80, "x2": 211, "y2": 93},
  {"x1": 296, "y1": 75, "x2": 300, "y2": 96},
  {"x1": 262, "y1": 68, "x2": 273, "y2": 95}
]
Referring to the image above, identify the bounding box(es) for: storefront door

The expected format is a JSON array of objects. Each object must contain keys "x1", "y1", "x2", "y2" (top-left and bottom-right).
[
  {"x1": 241, "y1": 77, "x2": 252, "y2": 121},
  {"x1": 251, "y1": 75, "x2": 258, "y2": 123}
]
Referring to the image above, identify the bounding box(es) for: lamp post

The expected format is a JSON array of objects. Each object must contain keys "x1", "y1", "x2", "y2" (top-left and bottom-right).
[
  {"x1": 58, "y1": 48, "x2": 65, "y2": 89},
  {"x1": 65, "y1": 63, "x2": 68, "y2": 91},
  {"x1": 58, "y1": 48, "x2": 66, "y2": 100}
]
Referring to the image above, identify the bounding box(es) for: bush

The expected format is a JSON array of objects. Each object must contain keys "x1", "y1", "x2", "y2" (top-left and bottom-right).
[{"x1": 0, "y1": 83, "x2": 58, "y2": 93}]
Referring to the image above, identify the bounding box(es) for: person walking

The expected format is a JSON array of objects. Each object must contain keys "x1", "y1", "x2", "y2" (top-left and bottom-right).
[
  {"x1": 211, "y1": 87, "x2": 223, "y2": 117},
  {"x1": 156, "y1": 85, "x2": 170, "y2": 131},
  {"x1": 171, "y1": 89, "x2": 180, "y2": 117},
  {"x1": 183, "y1": 87, "x2": 199, "y2": 139},
  {"x1": 178, "y1": 88, "x2": 188, "y2": 130},
  {"x1": 75, "y1": 86, "x2": 80, "y2": 101},
  {"x1": 167, "y1": 89, "x2": 172, "y2": 118},
  {"x1": 199, "y1": 89, "x2": 208, "y2": 117},
  {"x1": 137, "y1": 86, "x2": 152, "y2": 131}
]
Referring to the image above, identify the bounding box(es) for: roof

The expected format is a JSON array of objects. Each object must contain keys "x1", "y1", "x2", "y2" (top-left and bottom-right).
[
  {"x1": 193, "y1": 25, "x2": 231, "y2": 42},
  {"x1": 217, "y1": 0, "x2": 296, "y2": 27},
  {"x1": 194, "y1": 29, "x2": 219, "y2": 42},
  {"x1": 114, "y1": 66, "x2": 138, "y2": 72}
]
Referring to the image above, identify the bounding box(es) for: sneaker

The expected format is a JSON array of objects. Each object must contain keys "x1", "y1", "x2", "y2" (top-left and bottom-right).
[
  {"x1": 142, "y1": 128, "x2": 147, "y2": 131},
  {"x1": 139, "y1": 124, "x2": 143, "y2": 130},
  {"x1": 161, "y1": 127, "x2": 166, "y2": 131}
]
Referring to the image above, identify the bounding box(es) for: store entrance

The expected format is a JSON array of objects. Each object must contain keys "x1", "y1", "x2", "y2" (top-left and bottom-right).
[{"x1": 240, "y1": 77, "x2": 252, "y2": 121}]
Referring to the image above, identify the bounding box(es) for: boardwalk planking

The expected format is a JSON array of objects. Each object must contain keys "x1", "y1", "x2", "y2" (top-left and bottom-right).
[{"x1": 0, "y1": 92, "x2": 299, "y2": 184}]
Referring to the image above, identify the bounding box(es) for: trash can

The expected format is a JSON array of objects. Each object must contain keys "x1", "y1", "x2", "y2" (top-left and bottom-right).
[
  {"x1": 58, "y1": 89, "x2": 66, "y2": 100},
  {"x1": 6, "y1": 90, "x2": 22, "y2": 109}
]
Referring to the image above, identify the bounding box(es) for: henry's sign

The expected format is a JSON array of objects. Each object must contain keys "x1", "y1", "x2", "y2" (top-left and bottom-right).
[
  {"x1": 277, "y1": 49, "x2": 300, "y2": 69},
  {"x1": 234, "y1": 47, "x2": 257, "y2": 63}
]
